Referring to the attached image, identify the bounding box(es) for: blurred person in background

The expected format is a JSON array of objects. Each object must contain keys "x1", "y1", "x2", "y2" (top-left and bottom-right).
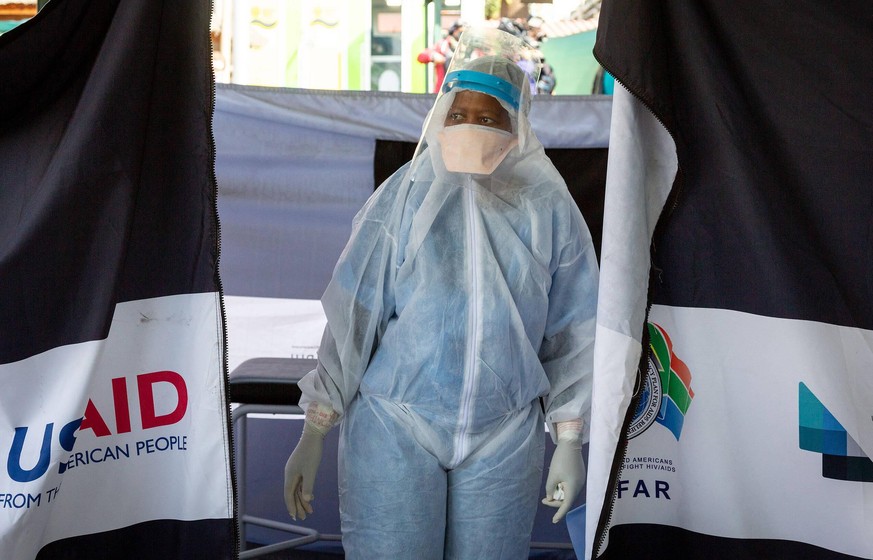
[{"x1": 417, "y1": 21, "x2": 466, "y2": 93}]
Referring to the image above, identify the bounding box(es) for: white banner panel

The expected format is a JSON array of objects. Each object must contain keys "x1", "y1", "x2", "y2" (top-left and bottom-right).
[
  {"x1": 610, "y1": 304, "x2": 873, "y2": 557},
  {"x1": 0, "y1": 293, "x2": 231, "y2": 556}
]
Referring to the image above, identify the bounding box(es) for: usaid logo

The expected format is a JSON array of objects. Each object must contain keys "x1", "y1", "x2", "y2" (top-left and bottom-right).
[{"x1": 5, "y1": 370, "x2": 188, "y2": 484}]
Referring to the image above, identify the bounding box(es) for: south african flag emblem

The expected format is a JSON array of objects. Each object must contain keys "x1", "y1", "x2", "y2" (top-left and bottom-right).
[{"x1": 629, "y1": 322, "x2": 695, "y2": 440}]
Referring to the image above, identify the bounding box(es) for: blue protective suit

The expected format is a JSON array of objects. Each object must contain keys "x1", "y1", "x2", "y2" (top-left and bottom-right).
[{"x1": 298, "y1": 56, "x2": 598, "y2": 559}]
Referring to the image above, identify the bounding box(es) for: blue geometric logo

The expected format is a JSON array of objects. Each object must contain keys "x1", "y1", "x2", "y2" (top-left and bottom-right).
[{"x1": 799, "y1": 382, "x2": 872, "y2": 482}]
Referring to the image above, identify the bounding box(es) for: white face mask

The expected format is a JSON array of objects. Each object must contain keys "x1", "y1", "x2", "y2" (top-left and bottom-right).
[{"x1": 437, "y1": 124, "x2": 518, "y2": 175}]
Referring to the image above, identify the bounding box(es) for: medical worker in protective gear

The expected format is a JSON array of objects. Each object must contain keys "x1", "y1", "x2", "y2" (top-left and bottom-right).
[{"x1": 284, "y1": 27, "x2": 598, "y2": 559}]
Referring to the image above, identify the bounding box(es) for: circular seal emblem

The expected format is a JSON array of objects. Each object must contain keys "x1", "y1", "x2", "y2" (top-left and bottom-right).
[{"x1": 627, "y1": 354, "x2": 662, "y2": 439}]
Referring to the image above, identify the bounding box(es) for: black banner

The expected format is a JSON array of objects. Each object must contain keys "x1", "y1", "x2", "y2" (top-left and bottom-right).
[
  {"x1": 0, "y1": 0, "x2": 219, "y2": 363},
  {"x1": 595, "y1": 1, "x2": 873, "y2": 329}
]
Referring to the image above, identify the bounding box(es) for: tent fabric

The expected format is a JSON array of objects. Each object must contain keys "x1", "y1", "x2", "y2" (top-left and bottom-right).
[
  {"x1": 0, "y1": 0, "x2": 233, "y2": 557},
  {"x1": 215, "y1": 84, "x2": 613, "y2": 301},
  {"x1": 587, "y1": 1, "x2": 873, "y2": 558}
]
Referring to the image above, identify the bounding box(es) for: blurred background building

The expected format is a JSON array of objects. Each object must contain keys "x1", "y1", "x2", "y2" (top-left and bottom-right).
[
  {"x1": 210, "y1": 0, "x2": 602, "y2": 94},
  {"x1": 2, "y1": 0, "x2": 605, "y2": 95}
]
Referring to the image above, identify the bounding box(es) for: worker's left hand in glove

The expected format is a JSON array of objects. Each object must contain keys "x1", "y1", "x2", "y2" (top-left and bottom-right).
[
  {"x1": 541, "y1": 419, "x2": 586, "y2": 523},
  {"x1": 283, "y1": 402, "x2": 337, "y2": 521}
]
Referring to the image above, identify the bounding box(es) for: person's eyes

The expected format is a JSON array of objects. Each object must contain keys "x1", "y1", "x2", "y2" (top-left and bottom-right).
[
  {"x1": 479, "y1": 116, "x2": 496, "y2": 125},
  {"x1": 448, "y1": 112, "x2": 464, "y2": 121}
]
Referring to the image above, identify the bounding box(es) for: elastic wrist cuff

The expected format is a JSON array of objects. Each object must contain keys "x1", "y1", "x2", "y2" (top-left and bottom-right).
[
  {"x1": 555, "y1": 419, "x2": 583, "y2": 443},
  {"x1": 305, "y1": 401, "x2": 338, "y2": 436}
]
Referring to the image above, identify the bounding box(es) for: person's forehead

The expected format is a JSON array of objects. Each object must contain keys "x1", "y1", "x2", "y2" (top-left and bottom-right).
[{"x1": 450, "y1": 90, "x2": 504, "y2": 112}]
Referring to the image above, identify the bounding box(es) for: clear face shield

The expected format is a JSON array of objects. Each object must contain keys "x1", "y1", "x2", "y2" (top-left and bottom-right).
[{"x1": 411, "y1": 27, "x2": 541, "y2": 178}]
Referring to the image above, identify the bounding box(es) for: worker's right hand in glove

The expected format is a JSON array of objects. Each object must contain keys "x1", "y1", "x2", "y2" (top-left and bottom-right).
[{"x1": 283, "y1": 402, "x2": 336, "y2": 520}]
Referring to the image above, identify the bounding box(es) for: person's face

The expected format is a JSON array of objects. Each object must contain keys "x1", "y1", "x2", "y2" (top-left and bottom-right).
[{"x1": 444, "y1": 90, "x2": 512, "y2": 133}]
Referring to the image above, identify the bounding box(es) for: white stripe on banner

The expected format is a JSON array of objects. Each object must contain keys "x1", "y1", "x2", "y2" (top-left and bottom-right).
[
  {"x1": 0, "y1": 293, "x2": 231, "y2": 556},
  {"x1": 611, "y1": 304, "x2": 873, "y2": 558}
]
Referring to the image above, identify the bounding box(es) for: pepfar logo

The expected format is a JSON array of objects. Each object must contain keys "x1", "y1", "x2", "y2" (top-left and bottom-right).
[
  {"x1": 798, "y1": 382, "x2": 872, "y2": 483},
  {"x1": 6, "y1": 370, "x2": 188, "y2": 483},
  {"x1": 628, "y1": 322, "x2": 694, "y2": 440}
]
